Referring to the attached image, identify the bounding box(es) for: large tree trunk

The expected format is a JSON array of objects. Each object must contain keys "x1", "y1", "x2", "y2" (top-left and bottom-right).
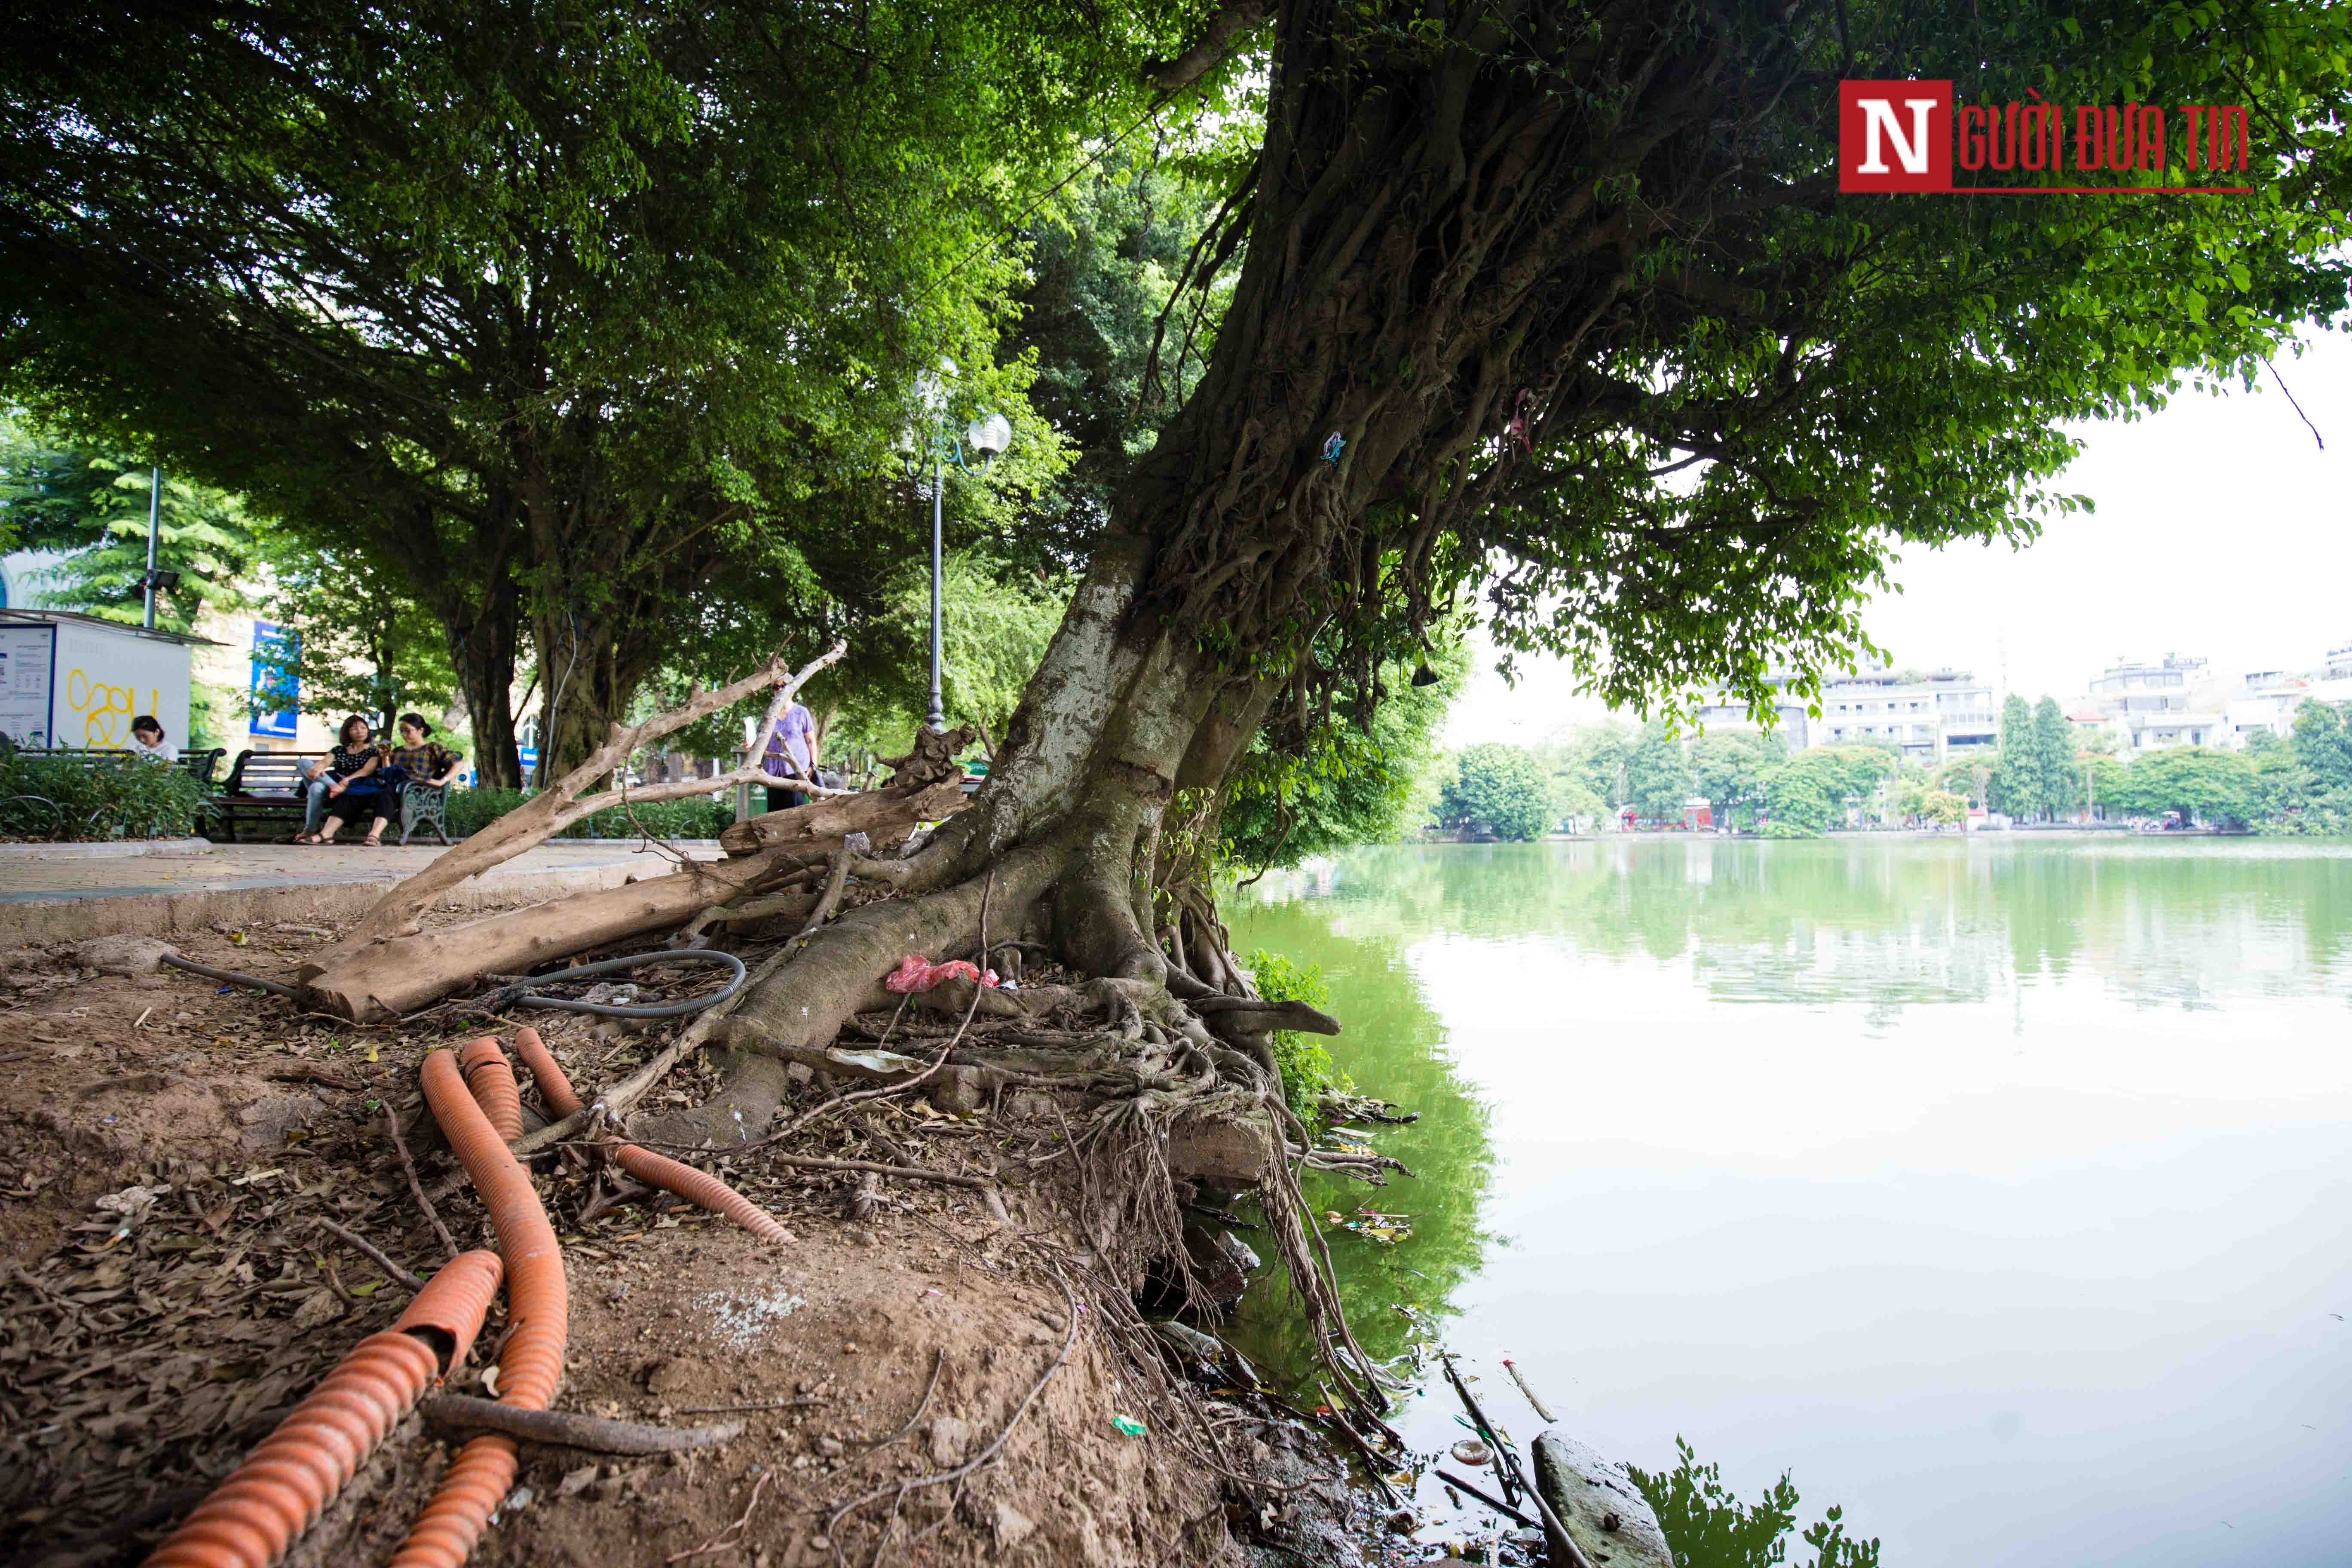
[
  {"x1": 448, "y1": 571, "x2": 522, "y2": 790},
  {"x1": 519, "y1": 454, "x2": 741, "y2": 781},
  {"x1": 530, "y1": 603, "x2": 667, "y2": 787},
  {"x1": 642, "y1": 0, "x2": 1768, "y2": 1413}
]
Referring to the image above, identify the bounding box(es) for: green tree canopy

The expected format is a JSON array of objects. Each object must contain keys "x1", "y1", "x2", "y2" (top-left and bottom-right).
[
  {"x1": 0, "y1": 0, "x2": 1161, "y2": 779},
  {"x1": 2030, "y1": 697, "x2": 2077, "y2": 818},
  {"x1": 253, "y1": 527, "x2": 460, "y2": 743},
  {"x1": 1688, "y1": 730, "x2": 1788, "y2": 824},
  {"x1": 1436, "y1": 742, "x2": 1551, "y2": 842},
  {"x1": 0, "y1": 420, "x2": 258, "y2": 636},
  {"x1": 2107, "y1": 746, "x2": 2256, "y2": 826},
  {"x1": 1222, "y1": 640, "x2": 1465, "y2": 870},
  {"x1": 1627, "y1": 721, "x2": 1699, "y2": 821},
  {"x1": 1988, "y1": 695, "x2": 2041, "y2": 819}
]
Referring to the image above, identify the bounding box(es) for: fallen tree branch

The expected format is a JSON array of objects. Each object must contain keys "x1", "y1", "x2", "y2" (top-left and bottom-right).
[
  {"x1": 418, "y1": 1395, "x2": 741, "y2": 1453},
  {"x1": 299, "y1": 845, "x2": 800, "y2": 1020},
  {"x1": 337, "y1": 641, "x2": 845, "y2": 945},
  {"x1": 311, "y1": 1217, "x2": 422, "y2": 1292},
  {"x1": 386, "y1": 1102, "x2": 459, "y2": 1261},
  {"x1": 717, "y1": 776, "x2": 969, "y2": 858},
  {"x1": 707, "y1": 1149, "x2": 995, "y2": 1191},
  {"x1": 786, "y1": 836, "x2": 858, "y2": 953}
]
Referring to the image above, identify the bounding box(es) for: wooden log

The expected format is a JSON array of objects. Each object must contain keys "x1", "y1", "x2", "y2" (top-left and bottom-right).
[
  {"x1": 717, "y1": 777, "x2": 971, "y2": 858},
  {"x1": 295, "y1": 847, "x2": 807, "y2": 1021}
]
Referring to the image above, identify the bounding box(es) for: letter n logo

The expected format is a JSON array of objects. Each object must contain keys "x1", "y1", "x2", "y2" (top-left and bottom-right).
[{"x1": 1839, "y1": 80, "x2": 1954, "y2": 193}]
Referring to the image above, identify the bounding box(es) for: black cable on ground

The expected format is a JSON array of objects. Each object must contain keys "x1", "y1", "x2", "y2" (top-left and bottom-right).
[
  {"x1": 481, "y1": 948, "x2": 747, "y2": 1019},
  {"x1": 159, "y1": 953, "x2": 301, "y2": 998}
]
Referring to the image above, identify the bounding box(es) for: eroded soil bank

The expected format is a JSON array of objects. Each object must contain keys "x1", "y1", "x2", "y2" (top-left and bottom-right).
[{"x1": 0, "y1": 919, "x2": 1389, "y2": 1568}]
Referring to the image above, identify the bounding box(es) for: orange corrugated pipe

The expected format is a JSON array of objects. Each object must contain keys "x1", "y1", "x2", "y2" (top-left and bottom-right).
[
  {"x1": 511, "y1": 1026, "x2": 790, "y2": 1245},
  {"x1": 144, "y1": 1250, "x2": 504, "y2": 1568},
  {"x1": 457, "y1": 1035, "x2": 524, "y2": 1143},
  {"x1": 391, "y1": 1048, "x2": 568, "y2": 1568}
]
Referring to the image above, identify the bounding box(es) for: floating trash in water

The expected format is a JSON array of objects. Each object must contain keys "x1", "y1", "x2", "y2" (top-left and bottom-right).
[{"x1": 1450, "y1": 1437, "x2": 1493, "y2": 1467}]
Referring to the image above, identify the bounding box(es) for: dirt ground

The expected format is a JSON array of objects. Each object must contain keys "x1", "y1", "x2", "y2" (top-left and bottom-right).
[{"x1": 0, "y1": 918, "x2": 1399, "y2": 1568}]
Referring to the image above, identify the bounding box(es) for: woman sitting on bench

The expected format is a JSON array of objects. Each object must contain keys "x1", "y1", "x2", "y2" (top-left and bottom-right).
[{"x1": 297, "y1": 715, "x2": 390, "y2": 845}]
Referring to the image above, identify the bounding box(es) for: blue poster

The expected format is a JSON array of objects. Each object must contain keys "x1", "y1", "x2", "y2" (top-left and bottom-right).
[{"x1": 249, "y1": 621, "x2": 299, "y2": 738}]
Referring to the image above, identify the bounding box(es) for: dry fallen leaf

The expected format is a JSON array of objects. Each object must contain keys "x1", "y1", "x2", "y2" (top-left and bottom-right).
[{"x1": 291, "y1": 1289, "x2": 342, "y2": 1331}]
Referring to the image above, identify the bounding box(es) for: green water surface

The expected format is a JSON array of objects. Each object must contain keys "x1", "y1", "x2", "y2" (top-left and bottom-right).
[{"x1": 1224, "y1": 836, "x2": 2352, "y2": 1567}]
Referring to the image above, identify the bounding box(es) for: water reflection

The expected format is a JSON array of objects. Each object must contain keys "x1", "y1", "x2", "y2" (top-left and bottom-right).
[
  {"x1": 1280, "y1": 837, "x2": 2352, "y2": 1016},
  {"x1": 1225, "y1": 838, "x2": 2352, "y2": 1568},
  {"x1": 1218, "y1": 898, "x2": 1497, "y2": 1384}
]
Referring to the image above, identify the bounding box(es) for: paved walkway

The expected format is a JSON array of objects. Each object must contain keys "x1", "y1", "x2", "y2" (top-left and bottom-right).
[{"x1": 0, "y1": 838, "x2": 727, "y2": 942}]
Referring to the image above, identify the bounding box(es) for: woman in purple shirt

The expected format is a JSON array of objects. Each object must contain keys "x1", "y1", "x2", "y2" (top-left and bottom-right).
[{"x1": 760, "y1": 700, "x2": 819, "y2": 812}]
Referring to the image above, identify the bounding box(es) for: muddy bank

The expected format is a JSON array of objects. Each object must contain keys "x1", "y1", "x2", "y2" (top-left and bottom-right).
[{"x1": 0, "y1": 922, "x2": 1391, "y2": 1567}]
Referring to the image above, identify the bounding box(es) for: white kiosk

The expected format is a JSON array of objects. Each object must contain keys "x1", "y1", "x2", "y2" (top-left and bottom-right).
[{"x1": 0, "y1": 609, "x2": 205, "y2": 750}]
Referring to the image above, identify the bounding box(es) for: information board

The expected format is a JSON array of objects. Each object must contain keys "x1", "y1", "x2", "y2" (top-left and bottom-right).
[
  {"x1": 0, "y1": 624, "x2": 56, "y2": 747},
  {"x1": 249, "y1": 621, "x2": 300, "y2": 738}
]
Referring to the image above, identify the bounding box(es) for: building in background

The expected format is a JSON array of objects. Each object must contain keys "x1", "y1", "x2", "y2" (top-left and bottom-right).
[
  {"x1": 1689, "y1": 684, "x2": 1814, "y2": 750},
  {"x1": 2079, "y1": 654, "x2": 2229, "y2": 752},
  {"x1": 1692, "y1": 661, "x2": 1995, "y2": 764}
]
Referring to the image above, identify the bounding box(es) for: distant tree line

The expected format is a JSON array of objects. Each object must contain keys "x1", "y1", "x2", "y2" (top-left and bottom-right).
[{"x1": 1421, "y1": 692, "x2": 2352, "y2": 842}]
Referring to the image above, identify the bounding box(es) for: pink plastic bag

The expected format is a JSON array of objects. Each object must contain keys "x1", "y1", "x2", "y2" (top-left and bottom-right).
[{"x1": 884, "y1": 955, "x2": 1000, "y2": 993}]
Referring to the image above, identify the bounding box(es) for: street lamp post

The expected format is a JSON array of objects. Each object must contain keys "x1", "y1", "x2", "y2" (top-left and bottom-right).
[
  {"x1": 927, "y1": 432, "x2": 946, "y2": 731},
  {"x1": 142, "y1": 467, "x2": 160, "y2": 630},
  {"x1": 900, "y1": 366, "x2": 1012, "y2": 734}
]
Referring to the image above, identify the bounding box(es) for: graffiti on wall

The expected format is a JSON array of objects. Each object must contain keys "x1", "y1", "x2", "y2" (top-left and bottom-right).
[{"x1": 64, "y1": 668, "x2": 161, "y2": 747}]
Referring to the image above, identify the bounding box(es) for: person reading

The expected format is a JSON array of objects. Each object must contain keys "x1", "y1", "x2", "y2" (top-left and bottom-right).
[{"x1": 124, "y1": 715, "x2": 172, "y2": 763}]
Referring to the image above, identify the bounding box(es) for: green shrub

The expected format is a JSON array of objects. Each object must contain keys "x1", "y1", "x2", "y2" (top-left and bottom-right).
[
  {"x1": 1244, "y1": 947, "x2": 1347, "y2": 1122},
  {"x1": 441, "y1": 787, "x2": 732, "y2": 841},
  {"x1": 0, "y1": 752, "x2": 210, "y2": 840}
]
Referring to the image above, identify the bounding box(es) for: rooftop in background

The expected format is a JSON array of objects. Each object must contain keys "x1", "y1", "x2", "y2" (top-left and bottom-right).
[
  {"x1": 2089, "y1": 653, "x2": 2208, "y2": 694},
  {"x1": 0, "y1": 606, "x2": 223, "y2": 648}
]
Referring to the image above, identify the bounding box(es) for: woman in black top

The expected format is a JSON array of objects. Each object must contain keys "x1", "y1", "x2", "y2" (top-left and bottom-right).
[{"x1": 298, "y1": 715, "x2": 390, "y2": 845}]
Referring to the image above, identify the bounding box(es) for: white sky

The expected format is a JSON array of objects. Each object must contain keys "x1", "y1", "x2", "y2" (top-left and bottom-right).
[{"x1": 1446, "y1": 325, "x2": 2352, "y2": 747}]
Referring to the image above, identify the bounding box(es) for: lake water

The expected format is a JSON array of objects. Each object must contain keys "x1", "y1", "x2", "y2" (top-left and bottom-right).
[{"x1": 1224, "y1": 837, "x2": 2352, "y2": 1567}]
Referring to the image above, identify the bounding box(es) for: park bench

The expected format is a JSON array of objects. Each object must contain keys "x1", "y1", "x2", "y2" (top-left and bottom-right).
[
  {"x1": 396, "y1": 776, "x2": 452, "y2": 846},
  {"x1": 207, "y1": 748, "x2": 457, "y2": 844},
  {"x1": 206, "y1": 749, "x2": 330, "y2": 842}
]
